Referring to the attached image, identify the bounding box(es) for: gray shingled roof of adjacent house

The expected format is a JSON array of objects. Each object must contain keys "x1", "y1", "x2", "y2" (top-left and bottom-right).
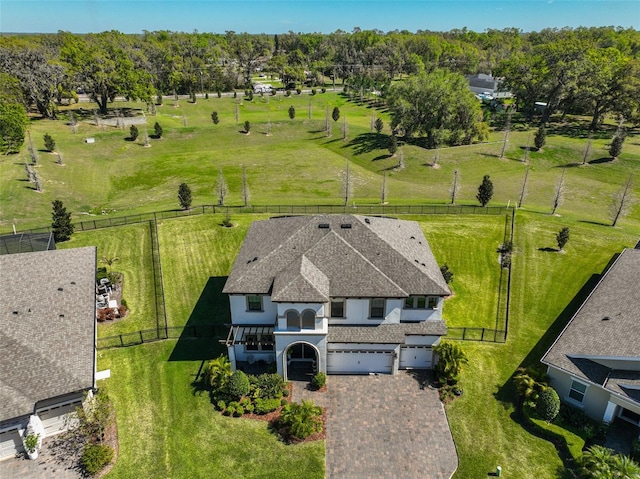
[
  {"x1": 328, "y1": 321, "x2": 447, "y2": 343},
  {"x1": 604, "y1": 371, "x2": 640, "y2": 402},
  {"x1": 223, "y1": 215, "x2": 450, "y2": 301},
  {"x1": 542, "y1": 248, "x2": 640, "y2": 401},
  {"x1": 0, "y1": 247, "x2": 96, "y2": 421}
]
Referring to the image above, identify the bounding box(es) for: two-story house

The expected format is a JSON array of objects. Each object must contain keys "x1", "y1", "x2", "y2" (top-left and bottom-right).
[
  {"x1": 222, "y1": 214, "x2": 450, "y2": 380},
  {"x1": 542, "y1": 248, "x2": 640, "y2": 432}
]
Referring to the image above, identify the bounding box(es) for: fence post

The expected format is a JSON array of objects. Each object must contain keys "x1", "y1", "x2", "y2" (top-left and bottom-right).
[
  {"x1": 139, "y1": 330, "x2": 144, "y2": 344},
  {"x1": 481, "y1": 328, "x2": 485, "y2": 341},
  {"x1": 462, "y1": 328, "x2": 466, "y2": 340},
  {"x1": 120, "y1": 335, "x2": 124, "y2": 347}
]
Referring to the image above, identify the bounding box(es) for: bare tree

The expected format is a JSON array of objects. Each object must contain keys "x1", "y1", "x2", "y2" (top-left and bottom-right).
[
  {"x1": 343, "y1": 161, "x2": 351, "y2": 206},
  {"x1": 518, "y1": 167, "x2": 529, "y2": 208},
  {"x1": 235, "y1": 102, "x2": 239, "y2": 124},
  {"x1": 342, "y1": 116, "x2": 348, "y2": 141},
  {"x1": 216, "y1": 167, "x2": 229, "y2": 206},
  {"x1": 266, "y1": 115, "x2": 271, "y2": 136},
  {"x1": 34, "y1": 171, "x2": 42, "y2": 192},
  {"x1": 241, "y1": 164, "x2": 250, "y2": 207},
  {"x1": 450, "y1": 169, "x2": 460, "y2": 204},
  {"x1": 582, "y1": 133, "x2": 593, "y2": 165},
  {"x1": 396, "y1": 147, "x2": 405, "y2": 170},
  {"x1": 522, "y1": 133, "x2": 531, "y2": 164},
  {"x1": 380, "y1": 172, "x2": 387, "y2": 204},
  {"x1": 370, "y1": 110, "x2": 376, "y2": 132},
  {"x1": 610, "y1": 175, "x2": 634, "y2": 227},
  {"x1": 308, "y1": 98, "x2": 312, "y2": 120},
  {"x1": 499, "y1": 110, "x2": 512, "y2": 159},
  {"x1": 551, "y1": 168, "x2": 566, "y2": 215},
  {"x1": 56, "y1": 152, "x2": 63, "y2": 165}
]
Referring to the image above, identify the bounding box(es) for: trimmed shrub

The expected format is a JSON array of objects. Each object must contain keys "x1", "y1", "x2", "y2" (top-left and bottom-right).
[
  {"x1": 631, "y1": 439, "x2": 640, "y2": 463},
  {"x1": 239, "y1": 397, "x2": 251, "y2": 408},
  {"x1": 536, "y1": 387, "x2": 560, "y2": 422},
  {"x1": 245, "y1": 403, "x2": 254, "y2": 414},
  {"x1": 281, "y1": 398, "x2": 288, "y2": 406},
  {"x1": 154, "y1": 122, "x2": 163, "y2": 138},
  {"x1": 296, "y1": 87, "x2": 302, "y2": 95},
  {"x1": 254, "y1": 398, "x2": 281, "y2": 414},
  {"x1": 440, "y1": 264, "x2": 454, "y2": 284},
  {"x1": 205, "y1": 92, "x2": 209, "y2": 100},
  {"x1": 216, "y1": 399, "x2": 226, "y2": 411},
  {"x1": 282, "y1": 387, "x2": 290, "y2": 397},
  {"x1": 43, "y1": 133, "x2": 55, "y2": 152},
  {"x1": 211, "y1": 111, "x2": 220, "y2": 124},
  {"x1": 249, "y1": 373, "x2": 284, "y2": 400},
  {"x1": 321, "y1": 87, "x2": 326, "y2": 93},
  {"x1": 311, "y1": 88, "x2": 316, "y2": 95},
  {"x1": 311, "y1": 372, "x2": 326, "y2": 390},
  {"x1": 234, "y1": 406, "x2": 244, "y2": 417},
  {"x1": 285, "y1": 90, "x2": 291, "y2": 97},
  {"x1": 288, "y1": 105, "x2": 295, "y2": 119},
  {"x1": 226, "y1": 370, "x2": 250, "y2": 400},
  {"x1": 81, "y1": 444, "x2": 114, "y2": 476},
  {"x1": 129, "y1": 125, "x2": 139, "y2": 141}
]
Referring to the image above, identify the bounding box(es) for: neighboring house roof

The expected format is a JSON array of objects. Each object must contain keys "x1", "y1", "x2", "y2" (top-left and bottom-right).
[
  {"x1": 466, "y1": 73, "x2": 498, "y2": 91},
  {"x1": 0, "y1": 247, "x2": 96, "y2": 422},
  {"x1": 542, "y1": 248, "x2": 640, "y2": 401},
  {"x1": 223, "y1": 215, "x2": 450, "y2": 301},
  {"x1": 329, "y1": 322, "x2": 447, "y2": 343},
  {"x1": 0, "y1": 233, "x2": 56, "y2": 255}
]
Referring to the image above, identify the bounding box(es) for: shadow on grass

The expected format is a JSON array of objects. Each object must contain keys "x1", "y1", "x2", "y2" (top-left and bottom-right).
[
  {"x1": 168, "y1": 276, "x2": 229, "y2": 363},
  {"x1": 578, "y1": 219, "x2": 611, "y2": 227},
  {"x1": 345, "y1": 132, "x2": 390, "y2": 155},
  {"x1": 538, "y1": 247, "x2": 559, "y2": 252},
  {"x1": 588, "y1": 157, "x2": 615, "y2": 165}
]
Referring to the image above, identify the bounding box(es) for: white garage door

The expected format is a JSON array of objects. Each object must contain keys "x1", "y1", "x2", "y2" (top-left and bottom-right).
[
  {"x1": 327, "y1": 350, "x2": 393, "y2": 374},
  {"x1": 0, "y1": 428, "x2": 23, "y2": 461},
  {"x1": 399, "y1": 346, "x2": 433, "y2": 369},
  {"x1": 37, "y1": 401, "x2": 81, "y2": 436}
]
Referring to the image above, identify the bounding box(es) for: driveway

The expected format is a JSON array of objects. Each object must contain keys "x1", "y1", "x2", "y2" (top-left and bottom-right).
[
  {"x1": 0, "y1": 435, "x2": 83, "y2": 479},
  {"x1": 295, "y1": 371, "x2": 458, "y2": 479}
]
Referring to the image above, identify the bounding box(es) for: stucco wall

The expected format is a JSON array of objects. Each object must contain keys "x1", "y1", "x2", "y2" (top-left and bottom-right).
[{"x1": 229, "y1": 294, "x2": 277, "y2": 324}]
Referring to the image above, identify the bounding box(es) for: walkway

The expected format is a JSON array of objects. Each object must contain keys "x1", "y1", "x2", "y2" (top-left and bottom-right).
[
  {"x1": 0, "y1": 436, "x2": 82, "y2": 479},
  {"x1": 293, "y1": 371, "x2": 458, "y2": 479}
]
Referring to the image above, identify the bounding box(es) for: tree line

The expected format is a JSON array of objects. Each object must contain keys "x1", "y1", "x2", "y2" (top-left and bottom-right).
[{"x1": 0, "y1": 26, "x2": 638, "y2": 125}]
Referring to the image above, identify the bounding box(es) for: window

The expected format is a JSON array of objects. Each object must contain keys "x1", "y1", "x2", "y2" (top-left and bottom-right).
[
  {"x1": 370, "y1": 298, "x2": 385, "y2": 318},
  {"x1": 427, "y1": 297, "x2": 439, "y2": 309},
  {"x1": 404, "y1": 296, "x2": 429, "y2": 309},
  {"x1": 285, "y1": 310, "x2": 316, "y2": 330},
  {"x1": 244, "y1": 333, "x2": 273, "y2": 352},
  {"x1": 330, "y1": 298, "x2": 345, "y2": 318},
  {"x1": 247, "y1": 295, "x2": 262, "y2": 312},
  {"x1": 568, "y1": 380, "x2": 587, "y2": 403}
]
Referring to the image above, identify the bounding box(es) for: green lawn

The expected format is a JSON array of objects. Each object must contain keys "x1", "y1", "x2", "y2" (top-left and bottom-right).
[
  {"x1": 1, "y1": 94, "x2": 639, "y2": 232},
  {"x1": 98, "y1": 340, "x2": 324, "y2": 479},
  {"x1": 58, "y1": 222, "x2": 157, "y2": 337}
]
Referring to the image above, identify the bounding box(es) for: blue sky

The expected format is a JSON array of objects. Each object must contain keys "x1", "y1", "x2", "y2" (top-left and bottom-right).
[{"x1": 1, "y1": 0, "x2": 638, "y2": 34}]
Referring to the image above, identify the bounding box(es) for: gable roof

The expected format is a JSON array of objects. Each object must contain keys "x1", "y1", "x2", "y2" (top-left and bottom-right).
[
  {"x1": 223, "y1": 215, "x2": 450, "y2": 301},
  {"x1": 542, "y1": 248, "x2": 640, "y2": 394},
  {"x1": 0, "y1": 247, "x2": 96, "y2": 421}
]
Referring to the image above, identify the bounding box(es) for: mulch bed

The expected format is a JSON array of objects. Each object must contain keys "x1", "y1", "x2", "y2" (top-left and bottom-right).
[{"x1": 96, "y1": 412, "x2": 119, "y2": 478}]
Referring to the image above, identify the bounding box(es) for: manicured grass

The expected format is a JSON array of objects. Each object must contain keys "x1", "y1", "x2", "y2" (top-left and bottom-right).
[
  {"x1": 445, "y1": 212, "x2": 637, "y2": 479},
  {"x1": 98, "y1": 340, "x2": 324, "y2": 479},
  {"x1": 2, "y1": 94, "x2": 638, "y2": 233},
  {"x1": 57, "y1": 223, "x2": 157, "y2": 337}
]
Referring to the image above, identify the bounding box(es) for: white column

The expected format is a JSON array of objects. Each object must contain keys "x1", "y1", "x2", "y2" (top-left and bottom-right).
[
  {"x1": 603, "y1": 400, "x2": 617, "y2": 424},
  {"x1": 227, "y1": 346, "x2": 237, "y2": 372}
]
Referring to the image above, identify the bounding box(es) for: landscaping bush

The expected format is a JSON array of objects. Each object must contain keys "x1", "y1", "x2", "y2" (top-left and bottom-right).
[
  {"x1": 245, "y1": 403, "x2": 254, "y2": 414},
  {"x1": 154, "y1": 122, "x2": 163, "y2": 138},
  {"x1": 321, "y1": 87, "x2": 326, "y2": 93},
  {"x1": 234, "y1": 406, "x2": 244, "y2": 417},
  {"x1": 310, "y1": 372, "x2": 326, "y2": 390},
  {"x1": 216, "y1": 399, "x2": 226, "y2": 411},
  {"x1": 434, "y1": 341, "x2": 468, "y2": 385},
  {"x1": 204, "y1": 355, "x2": 232, "y2": 391},
  {"x1": 632, "y1": 439, "x2": 640, "y2": 463},
  {"x1": 440, "y1": 264, "x2": 454, "y2": 284},
  {"x1": 281, "y1": 398, "x2": 288, "y2": 406},
  {"x1": 282, "y1": 387, "x2": 289, "y2": 397},
  {"x1": 296, "y1": 87, "x2": 302, "y2": 95},
  {"x1": 43, "y1": 133, "x2": 55, "y2": 152},
  {"x1": 156, "y1": 93, "x2": 162, "y2": 105},
  {"x1": 129, "y1": 125, "x2": 139, "y2": 141},
  {"x1": 81, "y1": 444, "x2": 114, "y2": 476},
  {"x1": 226, "y1": 370, "x2": 250, "y2": 400},
  {"x1": 249, "y1": 373, "x2": 284, "y2": 400},
  {"x1": 311, "y1": 88, "x2": 316, "y2": 95},
  {"x1": 280, "y1": 400, "x2": 323, "y2": 439},
  {"x1": 285, "y1": 90, "x2": 291, "y2": 97},
  {"x1": 211, "y1": 111, "x2": 219, "y2": 124},
  {"x1": 536, "y1": 387, "x2": 560, "y2": 422},
  {"x1": 253, "y1": 398, "x2": 281, "y2": 414}
]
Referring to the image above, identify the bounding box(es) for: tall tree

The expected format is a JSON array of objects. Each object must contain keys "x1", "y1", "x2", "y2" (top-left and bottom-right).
[
  {"x1": 387, "y1": 69, "x2": 486, "y2": 147},
  {"x1": 0, "y1": 102, "x2": 28, "y2": 153},
  {"x1": 332, "y1": 106, "x2": 340, "y2": 122},
  {"x1": 534, "y1": 125, "x2": 546, "y2": 151},
  {"x1": 60, "y1": 31, "x2": 154, "y2": 115},
  {"x1": 450, "y1": 169, "x2": 460, "y2": 205},
  {"x1": 215, "y1": 167, "x2": 228, "y2": 206},
  {"x1": 241, "y1": 164, "x2": 250, "y2": 207},
  {"x1": 556, "y1": 227, "x2": 570, "y2": 251},
  {"x1": 288, "y1": 105, "x2": 296, "y2": 120},
  {"x1": 178, "y1": 183, "x2": 192, "y2": 210},
  {"x1": 51, "y1": 199, "x2": 74, "y2": 242},
  {"x1": 476, "y1": 175, "x2": 493, "y2": 207},
  {"x1": 609, "y1": 133, "x2": 625, "y2": 159}
]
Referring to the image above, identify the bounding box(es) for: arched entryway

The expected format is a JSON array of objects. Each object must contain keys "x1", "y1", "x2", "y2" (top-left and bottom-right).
[{"x1": 283, "y1": 342, "x2": 319, "y2": 381}]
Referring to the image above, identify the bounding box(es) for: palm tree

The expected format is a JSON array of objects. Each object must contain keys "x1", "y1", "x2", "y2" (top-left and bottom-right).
[
  {"x1": 609, "y1": 454, "x2": 640, "y2": 478},
  {"x1": 580, "y1": 445, "x2": 615, "y2": 479},
  {"x1": 100, "y1": 256, "x2": 120, "y2": 269},
  {"x1": 433, "y1": 341, "x2": 468, "y2": 385}
]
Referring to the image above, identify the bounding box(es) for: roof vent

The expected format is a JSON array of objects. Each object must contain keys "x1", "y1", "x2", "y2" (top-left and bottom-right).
[
  {"x1": 414, "y1": 259, "x2": 419, "y2": 263},
  {"x1": 58, "y1": 287, "x2": 64, "y2": 291},
  {"x1": 318, "y1": 223, "x2": 330, "y2": 229},
  {"x1": 253, "y1": 257, "x2": 258, "y2": 262},
  {"x1": 59, "y1": 314, "x2": 65, "y2": 319},
  {"x1": 70, "y1": 281, "x2": 76, "y2": 285},
  {"x1": 421, "y1": 263, "x2": 426, "y2": 267},
  {"x1": 13, "y1": 310, "x2": 18, "y2": 315},
  {"x1": 410, "y1": 236, "x2": 415, "y2": 240},
  {"x1": 340, "y1": 224, "x2": 352, "y2": 229},
  {"x1": 602, "y1": 316, "x2": 611, "y2": 321},
  {"x1": 364, "y1": 218, "x2": 371, "y2": 224}
]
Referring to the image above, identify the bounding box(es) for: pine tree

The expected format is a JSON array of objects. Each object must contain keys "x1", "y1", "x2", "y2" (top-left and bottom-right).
[
  {"x1": 288, "y1": 105, "x2": 296, "y2": 120},
  {"x1": 374, "y1": 118, "x2": 384, "y2": 134},
  {"x1": 178, "y1": 183, "x2": 192, "y2": 210},
  {"x1": 534, "y1": 125, "x2": 546, "y2": 150},
  {"x1": 43, "y1": 133, "x2": 56, "y2": 152},
  {"x1": 609, "y1": 134, "x2": 625, "y2": 159},
  {"x1": 51, "y1": 199, "x2": 74, "y2": 242},
  {"x1": 476, "y1": 175, "x2": 494, "y2": 207},
  {"x1": 211, "y1": 111, "x2": 220, "y2": 124},
  {"x1": 556, "y1": 227, "x2": 570, "y2": 251},
  {"x1": 154, "y1": 122, "x2": 163, "y2": 138},
  {"x1": 388, "y1": 134, "x2": 397, "y2": 157},
  {"x1": 332, "y1": 106, "x2": 340, "y2": 122}
]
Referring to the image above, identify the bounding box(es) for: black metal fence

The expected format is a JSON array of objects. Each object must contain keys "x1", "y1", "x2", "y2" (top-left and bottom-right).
[
  {"x1": 446, "y1": 327, "x2": 507, "y2": 343},
  {"x1": 97, "y1": 324, "x2": 228, "y2": 349},
  {"x1": 4, "y1": 203, "x2": 511, "y2": 236}
]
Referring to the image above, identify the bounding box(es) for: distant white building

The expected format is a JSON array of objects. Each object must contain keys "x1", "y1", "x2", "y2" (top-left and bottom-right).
[{"x1": 466, "y1": 73, "x2": 512, "y2": 99}]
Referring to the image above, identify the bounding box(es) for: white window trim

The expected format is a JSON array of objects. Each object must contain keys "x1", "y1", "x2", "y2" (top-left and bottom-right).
[
  {"x1": 330, "y1": 298, "x2": 346, "y2": 318},
  {"x1": 369, "y1": 298, "x2": 386, "y2": 319},
  {"x1": 244, "y1": 333, "x2": 274, "y2": 352},
  {"x1": 404, "y1": 295, "x2": 439, "y2": 310},
  {"x1": 566, "y1": 378, "x2": 589, "y2": 406}
]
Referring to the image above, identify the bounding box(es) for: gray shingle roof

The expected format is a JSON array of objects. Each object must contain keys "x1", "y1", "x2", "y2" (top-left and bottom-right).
[
  {"x1": 328, "y1": 321, "x2": 447, "y2": 343},
  {"x1": 0, "y1": 247, "x2": 96, "y2": 422},
  {"x1": 542, "y1": 248, "x2": 640, "y2": 401},
  {"x1": 604, "y1": 371, "x2": 640, "y2": 402},
  {"x1": 223, "y1": 215, "x2": 450, "y2": 301}
]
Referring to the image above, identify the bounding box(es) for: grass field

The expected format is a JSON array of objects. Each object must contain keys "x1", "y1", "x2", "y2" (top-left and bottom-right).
[
  {"x1": 1, "y1": 92, "x2": 639, "y2": 232},
  {"x1": 97, "y1": 340, "x2": 324, "y2": 479}
]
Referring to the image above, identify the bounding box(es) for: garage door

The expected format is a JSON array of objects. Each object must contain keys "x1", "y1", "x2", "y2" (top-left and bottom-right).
[
  {"x1": 37, "y1": 401, "x2": 81, "y2": 436},
  {"x1": 399, "y1": 346, "x2": 433, "y2": 369},
  {"x1": 327, "y1": 350, "x2": 393, "y2": 374},
  {"x1": 0, "y1": 428, "x2": 23, "y2": 461}
]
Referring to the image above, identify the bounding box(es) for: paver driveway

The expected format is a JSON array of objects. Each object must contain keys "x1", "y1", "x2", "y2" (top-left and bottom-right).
[{"x1": 324, "y1": 371, "x2": 458, "y2": 479}]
